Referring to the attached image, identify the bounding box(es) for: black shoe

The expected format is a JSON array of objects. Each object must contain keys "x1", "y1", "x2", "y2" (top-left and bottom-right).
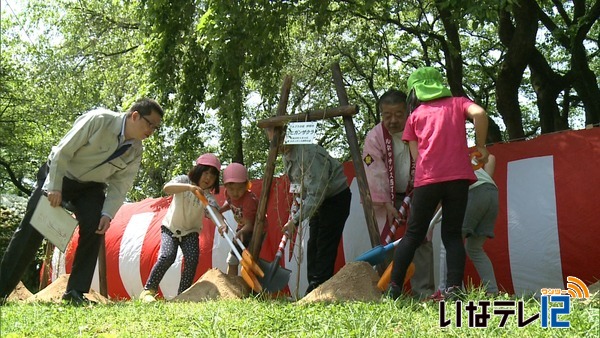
[
  {"x1": 442, "y1": 286, "x2": 464, "y2": 301},
  {"x1": 305, "y1": 282, "x2": 319, "y2": 295},
  {"x1": 62, "y1": 290, "x2": 94, "y2": 305},
  {"x1": 385, "y1": 282, "x2": 402, "y2": 300}
]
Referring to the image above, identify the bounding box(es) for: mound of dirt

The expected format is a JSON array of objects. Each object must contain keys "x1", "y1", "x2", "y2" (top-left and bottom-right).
[
  {"x1": 298, "y1": 261, "x2": 381, "y2": 304},
  {"x1": 171, "y1": 268, "x2": 250, "y2": 302},
  {"x1": 25, "y1": 274, "x2": 110, "y2": 304},
  {"x1": 7, "y1": 281, "x2": 34, "y2": 301}
]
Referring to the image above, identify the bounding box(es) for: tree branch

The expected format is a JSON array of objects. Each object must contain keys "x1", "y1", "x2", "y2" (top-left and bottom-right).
[{"x1": 0, "y1": 159, "x2": 32, "y2": 195}]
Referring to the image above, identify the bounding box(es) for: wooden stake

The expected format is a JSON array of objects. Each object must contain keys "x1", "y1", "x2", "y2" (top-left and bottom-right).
[
  {"x1": 331, "y1": 62, "x2": 384, "y2": 274},
  {"x1": 98, "y1": 235, "x2": 108, "y2": 297},
  {"x1": 39, "y1": 241, "x2": 54, "y2": 290},
  {"x1": 257, "y1": 105, "x2": 357, "y2": 128},
  {"x1": 249, "y1": 75, "x2": 293, "y2": 259}
]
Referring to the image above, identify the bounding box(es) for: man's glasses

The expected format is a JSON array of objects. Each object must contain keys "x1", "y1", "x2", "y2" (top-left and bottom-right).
[{"x1": 141, "y1": 115, "x2": 160, "y2": 131}]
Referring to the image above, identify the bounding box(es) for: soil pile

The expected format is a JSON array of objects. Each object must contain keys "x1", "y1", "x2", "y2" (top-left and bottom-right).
[
  {"x1": 7, "y1": 281, "x2": 34, "y2": 301},
  {"x1": 25, "y1": 274, "x2": 110, "y2": 304},
  {"x1": 298, "y1": 261, "x2": 381, "y2": 304},
  {"x1": 171, "y1": 268, "x2": 249, "y2": 302}
]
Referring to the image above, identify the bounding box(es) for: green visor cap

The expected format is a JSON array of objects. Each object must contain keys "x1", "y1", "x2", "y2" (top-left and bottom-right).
[{"x1": 407, "y1": 67, "x2": 452, "y2": 101}]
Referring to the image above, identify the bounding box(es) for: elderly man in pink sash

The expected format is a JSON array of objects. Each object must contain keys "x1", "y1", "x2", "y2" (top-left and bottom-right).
[{"x1": 362, "y1": 89, "x2": 435, "y2": 299}]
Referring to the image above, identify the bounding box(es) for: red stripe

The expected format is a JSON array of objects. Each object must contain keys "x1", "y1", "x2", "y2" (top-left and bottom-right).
[
  {"x1": 197, "y1": 216, "x2": 216, "y2": 280},
  {"x1": 103, "y1": 202, "x2": 131, "y2": 298},
  {"x1": 138, "y1": 198, "x2": 171, "y2": 297},
  {"x1": 552, "y1": 129, "x2": 600, "y2": 286}
]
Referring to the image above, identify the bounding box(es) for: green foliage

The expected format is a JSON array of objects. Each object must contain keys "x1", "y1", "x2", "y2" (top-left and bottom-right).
[
  {"x1": 0, "y1": 0, "x2": 172, "y2": 200},
  {"x1": 1, "y1": 0, "x2": 598, "y2": 199}
]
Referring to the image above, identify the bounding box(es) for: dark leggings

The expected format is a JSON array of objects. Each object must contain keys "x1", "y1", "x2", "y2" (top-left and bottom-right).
[
  {"x1": 391, "y1": 180, "x2": 469, "y2": 289},
  {"x1": 145, "y1": 226, "x2": 199, "y2": 295}
]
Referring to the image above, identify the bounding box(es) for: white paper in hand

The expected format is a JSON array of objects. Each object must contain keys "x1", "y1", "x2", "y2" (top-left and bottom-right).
[{"x1": 31, "y1": 196, "x2": 78, "y2": 252}]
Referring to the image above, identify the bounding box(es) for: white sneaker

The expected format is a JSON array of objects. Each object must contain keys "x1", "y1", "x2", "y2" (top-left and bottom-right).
[{"x1": 139, "y1": 289, "x2": 157, "y2": 303}]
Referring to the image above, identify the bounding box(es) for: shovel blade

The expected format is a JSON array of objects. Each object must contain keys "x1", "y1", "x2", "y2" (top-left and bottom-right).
[
  {"x1": 257, "y1": 259, "x2": 291, "y2": 293},
  {"x1": 377, "y1": 261, "x2": 415, "y2": 291},
  {"x1": 241, "y1": 250, "x2": 264, "y2": 278},
  {"x1": 354, "y1": 245, "x2": 386, "y2": 266},
  {"x1": 241, "y1": 266, "x2": 263, "y2": 293}
]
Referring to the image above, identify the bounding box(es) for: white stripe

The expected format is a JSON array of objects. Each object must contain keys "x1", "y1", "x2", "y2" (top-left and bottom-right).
[
  {"x1": 507, "y1": 156, "x2": 563, "y2": 295},
  {"x1": 211, "y1": 211, "x2": 236, "y2": 274},
  {"x1": 286, "y1": 219, "x2": 309, "y2": 300},
  {"x1": 159, "y1": 248, "x2": 183, "y2": 300},
  {"x1": 51, "y1": 247, "x2": 67, "y2": 282},
  {"x1": 118, "y1": 212, "x2": 155, "y2": 298},
  {"x1": 342, "y1": 178, "x2": 373, "y2": 261}
]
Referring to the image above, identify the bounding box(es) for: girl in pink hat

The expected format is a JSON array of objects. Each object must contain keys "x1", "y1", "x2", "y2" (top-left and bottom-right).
[
  {"x1": 219, "y1": 162, "x2": 261, "y2": 276},
  {"x1": 140, "y1": 153, "x2": 221, "y2": 302}
]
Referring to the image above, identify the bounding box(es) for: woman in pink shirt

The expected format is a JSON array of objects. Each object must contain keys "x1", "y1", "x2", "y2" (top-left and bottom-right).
[{"x1": 387, "y1": 67, "x2": 489, "y2": 300}]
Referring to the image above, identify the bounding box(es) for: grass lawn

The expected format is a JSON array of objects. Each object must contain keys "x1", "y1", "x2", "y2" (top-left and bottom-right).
[{"x1": 1, "y1": 291, "x2": 598, "y2": 337}]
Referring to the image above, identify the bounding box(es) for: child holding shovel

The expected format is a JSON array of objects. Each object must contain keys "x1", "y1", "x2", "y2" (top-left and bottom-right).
[
  {"x1": 139, "y1": 153, "x2": 221, "y2": 302},
  {"x1": 219, "y1": 163, "x2": 261, "y2": 277}
]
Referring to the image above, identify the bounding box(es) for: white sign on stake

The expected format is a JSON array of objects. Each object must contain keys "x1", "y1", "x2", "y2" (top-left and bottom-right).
[{"x1": 284, "y1": 122, "x2": 318, "y2": 144}]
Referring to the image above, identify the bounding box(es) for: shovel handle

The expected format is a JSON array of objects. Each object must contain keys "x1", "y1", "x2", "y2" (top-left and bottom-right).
[
  {"x1": 385, "y1": 194, "x2": 412, "y2": 245},
  {"x1": 430, "y1": 207, "x2": 442, "y2": 228},
  {"x1": 385, "y1": 238, "x2": 401, "y2": 250},
  {"x1": 194, "y1": 190, "x2": 264, "y2": 290},
  {"x1": 469, "y1": 147, "x2": 483, "y2": 170},
  {"x1": 218, "y1": 208, "x2": 264, "y2": 277},
  {"x1": 193, "y1": 190, "x2": 242, "y2": 259},
  {"x1": 276, "y1": 231, "x2": 289, "y2": 255},
  {"x1": 193, "y1": 189, "x2": 209, "y2": 205},
  {"x1": 223, "y1": 216, "x2": 249, "y2": 252}
]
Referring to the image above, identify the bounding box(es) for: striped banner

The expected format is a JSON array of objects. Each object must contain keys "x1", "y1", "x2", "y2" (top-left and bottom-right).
[{"x1": 53, "y1": 127, "x2": 600, "y2": 299}]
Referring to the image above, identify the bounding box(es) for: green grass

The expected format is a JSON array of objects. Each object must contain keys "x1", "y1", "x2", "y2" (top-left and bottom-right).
[{"x1": 1, "y1": 292, "x2": 598, "y2": 337}]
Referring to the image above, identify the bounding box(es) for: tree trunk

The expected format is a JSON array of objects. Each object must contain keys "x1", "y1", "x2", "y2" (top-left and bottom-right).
[
  {"x1": 570, "y1": 44, "x2": 600, "y2": 126},
  {"x1": 496, "y1": 0, "x2": 538, "y2": 140},
  {"x1": 436, "y1": 1, "x2": 466, "y2": 97},
  {"x1": 225, "y1": 88, "x2": 245, "y2": 165},
  {"x1": 528, "y1": 49, "x2": 568, "y2": 133},
  {"x1": 487, "y1": 117, "x2": 503, "y2": 144},
  {"x1": 533, "y1": 0, "x2": 600, "y2": 126}
]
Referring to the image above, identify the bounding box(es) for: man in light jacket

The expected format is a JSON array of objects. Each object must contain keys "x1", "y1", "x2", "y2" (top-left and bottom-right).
[{"x1": 0, "y1": 98, "x2": 163, "y2": 304}]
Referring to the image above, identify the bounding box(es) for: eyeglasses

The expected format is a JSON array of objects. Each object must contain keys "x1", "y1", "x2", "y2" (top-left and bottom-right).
[{"x1": 141, "y1": 115, "x2": 160, "y2": 131}]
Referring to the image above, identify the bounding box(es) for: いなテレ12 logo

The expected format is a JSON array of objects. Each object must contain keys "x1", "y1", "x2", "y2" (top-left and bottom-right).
[{"x1": 540, "y1": 276, "x2": 590, "y2": 328}]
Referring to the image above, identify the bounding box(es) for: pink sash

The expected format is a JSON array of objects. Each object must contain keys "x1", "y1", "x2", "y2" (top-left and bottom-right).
[{"x1": 380, "y1": 126, "x2": 415, "y2": 244}]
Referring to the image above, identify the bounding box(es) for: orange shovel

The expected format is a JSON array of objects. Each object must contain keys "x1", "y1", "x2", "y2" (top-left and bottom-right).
[
  {"x1": 193, "y1": 190, "x2": 263, "y2": 292},
  {"x1": 378, "y1": 261, "x2": 415, "y2": 291},
  {"x1": 193, "y1": 190, "x2": 263, "y2": 277},
  {"x1": 215, "y1": 206, "x2": 265, "y2": 278}
]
